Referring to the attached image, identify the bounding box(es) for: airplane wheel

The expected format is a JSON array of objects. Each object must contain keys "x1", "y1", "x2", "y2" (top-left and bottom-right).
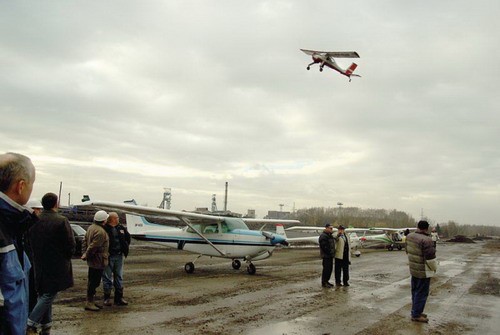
[
  {"x1": 184, "y1": 262, "x2": 195, "y2": 274},
  {"x1": 306, "y1": 66, "x2": 310, "y2": 70},
  {"x1": 388, "y1": 245, "x2": 394, "y2": 251},
  {"x1": 354, "y1": 251, "x2": 361, "y2": 257},
  {"x1": 397, "y1": 245, "x2": 403, "y2": 251},
  {"x1": 247, "y1": 263, "x2": 256, "y2": 275},
  {"x1": 320, "y1": 67, "x2": 323, "y2": 72},
  {"x1": 232, "y1": 260, "x2": 241, "y2": 270}
]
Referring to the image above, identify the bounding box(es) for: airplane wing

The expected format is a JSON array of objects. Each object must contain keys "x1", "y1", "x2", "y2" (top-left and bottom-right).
[
  {"x1": 300, "y1": 49, "x2": 360, "y2": 58},
  {"x1": 78, "y1": 200, "x2": 223, "y2": 222},
  {"x1": 244, "y1": 218, "x2": 300, "y2": 225},
  {"x1": 285, "y1": 226, "x2": 374, "y2": 233}
]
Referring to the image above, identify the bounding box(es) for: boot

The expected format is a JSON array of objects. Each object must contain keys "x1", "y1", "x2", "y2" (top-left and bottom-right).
[
  {"x1": 114, "y1": 288, "x2": 128, "y2": 306},
  {"x1": 84, "y1": 296, "x2": 100, "y2": 311},
  {"x1": 103, "y1": 291, "x2": 113, "y2": 306},
  {"x1": 26, "y1": 326, "x2": 38, "y2": 335},
  {"x1": 40, "y1": 326, "x2": 52, "y2": 335}
]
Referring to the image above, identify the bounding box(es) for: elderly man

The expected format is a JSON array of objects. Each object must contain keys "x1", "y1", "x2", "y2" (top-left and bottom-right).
[
  {"x1": 334, "y1": 225, "x2": 351, "y2": 286},
  {"x1": 0, "y1": 153, "x2": 37, "y2": 335},
  {"x1": 406, "y1": 220, "x2": 437, "y2": 323},
  {"x1": 102, "y1": 212, "x2": 130, "y2": 306},
  {"x1": 82, "y1": 210, "x2": 110, "y2": 311}
]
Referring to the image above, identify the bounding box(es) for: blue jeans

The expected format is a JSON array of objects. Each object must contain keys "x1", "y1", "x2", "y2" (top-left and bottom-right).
[
  {"x1": 102, "y1": 254, "x2": 124, "y2": 295},
  {"x1": 27, "y1": 291, "x2": 57, "y2": 329},
  {"x1": 411, "y1": 276, "x2": 431, "y2": 318}
]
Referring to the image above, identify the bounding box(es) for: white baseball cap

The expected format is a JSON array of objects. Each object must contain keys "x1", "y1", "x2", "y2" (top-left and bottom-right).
[{"x1": 93, "y1": 210, "x2": 109, "y2": 222}]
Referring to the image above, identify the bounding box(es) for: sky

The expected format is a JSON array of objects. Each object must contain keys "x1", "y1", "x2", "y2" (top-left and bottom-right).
[{"x1": 1, "y1": 1, "x2": 499, "y2": 225}]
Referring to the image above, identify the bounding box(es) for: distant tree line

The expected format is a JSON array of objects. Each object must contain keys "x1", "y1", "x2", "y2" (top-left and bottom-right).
[{"x1": 288, "y1": 207, "x2": 500, "y2": 237}]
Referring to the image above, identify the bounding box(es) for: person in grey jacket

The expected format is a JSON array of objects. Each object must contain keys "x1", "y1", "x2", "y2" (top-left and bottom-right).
[
  {"x1": 406, "y1": 220, "x2": 437, "y2": 323},
  {"x1": 318, "y1": 224, "x2": 335, "y2": 288}
]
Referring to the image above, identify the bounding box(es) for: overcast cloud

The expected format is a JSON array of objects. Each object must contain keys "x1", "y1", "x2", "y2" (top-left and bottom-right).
[{"x1": 1, "y1": 1, "x2": 499, "y2": 225}]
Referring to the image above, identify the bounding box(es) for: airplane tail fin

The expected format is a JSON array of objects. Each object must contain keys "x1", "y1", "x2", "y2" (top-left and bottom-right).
[
  {"x1": 275, "y1": 224, "x2": 287, "y2": 238},
  {"x1": 345, "y1": 63, "x2": 358, "y2": 76},
  {"x1": 125, "y1": 213, "x2": 149, "y2": 235}
]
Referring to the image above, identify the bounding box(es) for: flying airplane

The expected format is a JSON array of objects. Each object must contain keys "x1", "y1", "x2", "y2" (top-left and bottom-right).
[
  {"x1": 280, "y1": 225, "x2": 369, "y2": 257},
  {"x1": 79, "y1": 201, "x2": 298, "y2": 275},
  {"x1": 300, "y1": 49, "x2": 361, "y2": 81}
]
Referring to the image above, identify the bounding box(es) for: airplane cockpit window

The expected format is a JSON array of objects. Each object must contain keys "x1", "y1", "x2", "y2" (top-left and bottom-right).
[
  {"x1": 186, "y1": 223, "x2": 202, "y2": 233},
  {"x1": 203, "y1": 223, "x2": 219, "y2": 234},
  {"x1": 224, "y1": 218, "x2": 249, "y2": 232}
]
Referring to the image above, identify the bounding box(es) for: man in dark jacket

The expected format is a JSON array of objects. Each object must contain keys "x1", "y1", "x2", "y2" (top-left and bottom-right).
[
  {"x1": 318, "y1": 223, "x2": 335, "y2": 288},
  {"x1": 102, "y1": 212, "x2": 131, "y2": 306},
  {"x1": 26, "y1": 193, "x2": 75, "y2": 335},
  {"x1": 0, "y1": 152, "x2": 36, "y2": 335},
  {"x1": 406, "y1": 220, "x2": 437, "y2": 323}
]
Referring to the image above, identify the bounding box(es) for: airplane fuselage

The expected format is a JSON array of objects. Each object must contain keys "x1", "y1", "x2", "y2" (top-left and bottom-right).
[{"x1": 311, "y1": 54, "x2": 346, "y2": 76}]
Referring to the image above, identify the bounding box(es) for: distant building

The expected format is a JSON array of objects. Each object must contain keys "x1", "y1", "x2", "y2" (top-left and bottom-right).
[
  {"x1": 245, "y1": 209, "x2": 256, "y2": 219},
  {"x1": 265, "y1": 210, "x2": 291, "y2": 220}
]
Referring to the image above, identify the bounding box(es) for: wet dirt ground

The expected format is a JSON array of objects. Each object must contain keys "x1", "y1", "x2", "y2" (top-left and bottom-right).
[{"x1": 50, "y1": 239, "x2": 500, "y2": 334}]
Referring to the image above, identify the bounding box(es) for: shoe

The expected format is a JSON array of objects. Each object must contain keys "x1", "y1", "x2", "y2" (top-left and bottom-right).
[
  {"x1": 420, "y1": 313, "x2": 427, "y2": 318},
  {"x1": 84, "y1": 302, "x2": 100, "y2": 311},
  {"x1": 103, "y1": 299, "x2": 113, "y2": 306},
  {"x1": 115, "y1": 298, "x2": 128, "y2": 306},
  {"x1": 343, "y1": 282, "x2": 350, "y2": 287},
  {"x1": 411, "y1": 315, "x2": 429, "y2": 323},
  {"x1": 40, "y1": 326, "x2": 52, "y2": 335},
  {"x1": 336, "y1": 282, "x2": 343, "y2": 287},
  {"x1": 322, "y1": 283, "x2": 332, "y2": 288},
  {"x1": 26, "y1": 326, "x2": 38, "y2": 335},
  {"x1": 94, "y1": 302, "x2": 104, "y2": 309}
]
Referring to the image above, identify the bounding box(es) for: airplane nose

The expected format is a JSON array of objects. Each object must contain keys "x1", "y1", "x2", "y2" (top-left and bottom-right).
[{"x1": 273, "y1": 234, "x2": 289, "y2": 246}]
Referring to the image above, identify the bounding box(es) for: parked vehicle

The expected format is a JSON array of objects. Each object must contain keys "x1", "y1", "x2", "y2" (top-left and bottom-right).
[{"x1": 70, "y1": 223, "x2": 86, "y2": 256}]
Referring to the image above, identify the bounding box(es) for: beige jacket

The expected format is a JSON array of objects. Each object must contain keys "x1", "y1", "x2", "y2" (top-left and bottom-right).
[
  {"x1": 334, "y1": 233, "x2": 351, "y2": 262},
  {"x1": 82, "y1": 222, "x2": 109, "y2": 269}
]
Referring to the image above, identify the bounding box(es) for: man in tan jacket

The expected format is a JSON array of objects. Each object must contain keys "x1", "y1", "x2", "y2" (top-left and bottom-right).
[
  {"x1": 334, "y1": 225, "x2": 351, "y2": 286},
  {"x1": 81, "y1": 210, "x2": 109, "y2": 311}
]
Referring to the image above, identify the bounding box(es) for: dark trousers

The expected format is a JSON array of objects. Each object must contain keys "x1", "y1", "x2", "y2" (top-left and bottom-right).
[
  {"x1": 321, "y1": 257, "x2": 333, "y2": 284},
  {"x1": 335, "y1": 258, "x2": 350, "y2": 284},
  {"x1": 411, "y1": 276, "x2": 431, "y2": 317},
  {"x1": 87, "y1": 267, "x2": 104, "y2": 299}
]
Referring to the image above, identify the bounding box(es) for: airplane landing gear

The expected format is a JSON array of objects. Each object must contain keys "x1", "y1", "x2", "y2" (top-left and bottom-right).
[
  {"x1": 247, "y1": 263, "x2": 256, "y2": 275},
  {"x1": 185, "y1": 262, "x2": 195, "y2": 273},
  {"x1": 306, "y1": 66, "x2": 310, "y2": 70},
  {"x1": 185, "y1": 254, "x2": 202, "y2": 273},
  {"x1": 232, "y1": 259, "x2": 241, "y2": 270},
  {"x1": 319, "y1": 66, "x2": 324, "y2": 72}
]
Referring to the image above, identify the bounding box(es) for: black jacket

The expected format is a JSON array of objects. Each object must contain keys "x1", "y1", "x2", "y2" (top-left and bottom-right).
[
  {"x1": 29, "y1": 210, "x2": 75, "y2": 293},
  {"x1": 104, "y1": 224, "x2": 131, "y2": 257},
  {"x1": 319, "y1": 231, "x2": 335, "y2": 259}
]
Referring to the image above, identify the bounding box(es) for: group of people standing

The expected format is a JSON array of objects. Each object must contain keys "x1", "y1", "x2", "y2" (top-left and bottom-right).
[
  {"x1": 319, "y1": 220, "x2": 438, "y2": 323},
  {"x1": 319, "y1": 223, "x2": 351, "y2": 288},
  {"x1": 82, "y1": 210, "x2": 130, "y2": 311},
  {"x1": 0, "y1": 152, "x2": 130, "y2": 335}
]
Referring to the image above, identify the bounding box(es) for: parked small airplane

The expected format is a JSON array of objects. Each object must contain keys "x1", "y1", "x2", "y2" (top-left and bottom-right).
[
  {"x1": 300, "y1": 49, "x2": 361, "y2": 81},
  {"x1": 280, "y1": 225, "x2": 368, "y2": 257},
  {"x1": 79, "y1": 201, "x2": 297, "y2": 275},
  {"x1": 360, "y1": 228, "x2": 417, "y2": 251}
]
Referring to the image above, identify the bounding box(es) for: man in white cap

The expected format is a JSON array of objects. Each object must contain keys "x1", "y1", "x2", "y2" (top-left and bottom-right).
[
  {"x1": 81, "y1": 210, "x2": 109, "y2": 311},
  {"x1": 26, "y1": 199, "x2": 43, "y2": 217}
]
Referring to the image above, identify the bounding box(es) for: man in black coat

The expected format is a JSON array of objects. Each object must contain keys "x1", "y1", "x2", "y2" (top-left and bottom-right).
[
  {"x1": 26, "y1": 193, "x2": 75, "y2": 335},
  {"x1": 318, "y1": 223, "x2": 335, "y2": 288}
]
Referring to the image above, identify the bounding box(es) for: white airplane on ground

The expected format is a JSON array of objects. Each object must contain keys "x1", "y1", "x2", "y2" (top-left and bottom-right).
[
  {"x1": 360, "y1": 228, "x2": 417, "y2": 251},
  {"x1": 79, "y1": 201, "x2": 297, "y2": 275},
  {"x1": 300, "y1": 49, "x2": 361, "y2": 81},
  {"x1": 279, "y1": 225, "x2": 369, "y2": 257}
]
